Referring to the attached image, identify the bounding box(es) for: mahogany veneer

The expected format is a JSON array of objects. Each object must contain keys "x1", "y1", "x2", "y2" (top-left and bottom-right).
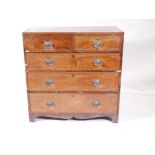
[{"x1": 23, "y1": 27, "x2": 124, "y2": 122}]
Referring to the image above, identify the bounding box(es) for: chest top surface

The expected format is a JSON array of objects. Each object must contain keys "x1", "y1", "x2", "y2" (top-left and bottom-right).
[{"x1": 24, "y1": 27, "x2": 123, "y2": 35}]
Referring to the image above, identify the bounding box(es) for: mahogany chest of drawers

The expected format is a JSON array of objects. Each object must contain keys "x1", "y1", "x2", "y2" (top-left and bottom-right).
[{"x1": 23, "y1": 27, "x2": 124, "y2": 123}]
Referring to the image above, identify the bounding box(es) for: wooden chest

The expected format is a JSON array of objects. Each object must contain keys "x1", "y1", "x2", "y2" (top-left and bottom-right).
[{"x1": 23, "y1": 27, "x2": 124, "y2": 123}]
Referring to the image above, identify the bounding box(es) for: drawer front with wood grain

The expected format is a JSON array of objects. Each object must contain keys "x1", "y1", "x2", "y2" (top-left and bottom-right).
[
  {"x1": 29, "y1": 93, "x2": 118, "y2": 113},
  {"x1": 27, "y1": 72, "x2": 120, "y2": 92},
  {"x1": 26, "y1": 53, "x2": 121, "y2": 71},
  {"x1": 75, "y1": 36, "x2": 123, "y2": 51},
  {"x1": 23, "y1": 34, "x2": 73, "y2": 52}
]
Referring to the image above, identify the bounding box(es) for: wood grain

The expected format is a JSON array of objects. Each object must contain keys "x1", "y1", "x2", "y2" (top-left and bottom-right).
[
  {"x1": 23, "y1": 27, "x2": 124, "y2": 123},
  {"x1": 27, "y1": 72, "x2": 120, "y2": 92},
  {"x1": 75, "y1": 36, "x2": 123, "y2": 52},
  {"x1": 23, "y1": 34, "x2": 73, "y2": 51},
  {"x1": 29, "y1": 93, "x2": 118, "y2": 113},
  {"x1": 26, "y1": 53, "x2": 121, "y2": 71}
]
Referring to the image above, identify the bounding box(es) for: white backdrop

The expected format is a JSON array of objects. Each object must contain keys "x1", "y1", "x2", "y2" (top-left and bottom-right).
[{"x1": 0, "y1": 1, "x2": 155, "y2": 155}]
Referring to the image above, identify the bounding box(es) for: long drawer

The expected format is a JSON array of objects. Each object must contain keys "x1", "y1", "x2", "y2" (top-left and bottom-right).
[
  {"x1": 29, "y1": 93, "x2": 118, "y2": 113},
  {"x1": 27, "y1": 72, "x2": 120, "y2": 92},
  {"x1": 26, "y1": 53, "x2": 121, "y2": 71}
]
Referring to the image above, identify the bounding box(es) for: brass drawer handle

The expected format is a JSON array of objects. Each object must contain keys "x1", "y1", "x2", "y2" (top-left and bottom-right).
[
  {"x1": 44, "y1": 59, "x2": 54, "y2": 65},
  {"x1": 92, "y1": 100, "x2": 101, "y2": 107},
  {"x1": 45, "y1": 79, "x2": 54, "y2": 86},
  {"x1": 93, "y1": 39, "x2": 102, "y2": 48},
  {"x1": 92, "y1": 79, "x2": 102, "y2": 87},
  {"x1": 93, "y1": 58, "x2": 103, "y2": 66},
  {"x1": 44, "y1": 40, "x2": 53, "y2": 49},
  {"x1": 46, "y1": 100, "x2": 55, "y2": 107}
]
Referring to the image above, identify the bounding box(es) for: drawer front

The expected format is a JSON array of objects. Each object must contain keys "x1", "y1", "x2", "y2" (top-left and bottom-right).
[
  {"x1": 26, "y1": 53, "x2": 121, "y2": 71},
  {"x1": 24, "y1": 34, "x2": 73, "y2": 51},
  {"x1": 27, "y1": 72, "x2": 119, "y2": 91},
  {"x1": 29, "y1": 93, "x2": 118, "y2": 113},
  {"x1": 75, "y1": 36, "x2": 123, "y2": 51}
]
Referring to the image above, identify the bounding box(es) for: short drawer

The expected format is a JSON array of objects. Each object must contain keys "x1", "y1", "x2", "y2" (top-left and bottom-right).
[
  {"x1": 23, "y1": 34, "x2": 73, "y2": 52},
  {"x1": 75, "y1": 36, "x2": 123, "y2": 51},
  {"x1": 26, "y1": 53, "x2": 121, "y2": 71},
  {"x1": 27, "y1": 72, "x2": 120, "y2": 92},
  {"x1": 29, "y1": 93, "x2": 118, "y2": 113}
]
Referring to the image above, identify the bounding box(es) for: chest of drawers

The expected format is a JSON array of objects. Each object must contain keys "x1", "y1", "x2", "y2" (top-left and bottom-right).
[{"x1": 23, "y1": 27, "x2": 124, "y2": 123}]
